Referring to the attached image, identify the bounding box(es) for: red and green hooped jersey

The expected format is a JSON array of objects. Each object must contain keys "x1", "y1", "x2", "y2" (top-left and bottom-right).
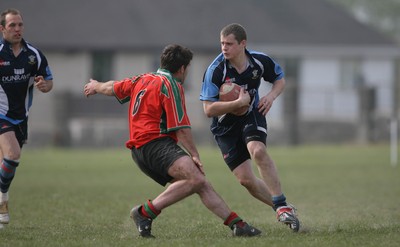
[{"x1": 113, "y1": 68, "x2": 191, "y2": 149}]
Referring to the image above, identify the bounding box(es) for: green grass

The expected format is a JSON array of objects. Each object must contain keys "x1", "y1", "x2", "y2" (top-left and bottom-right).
[{"x1": 0, "y1": 144, "x2": 399, "y2": 246}]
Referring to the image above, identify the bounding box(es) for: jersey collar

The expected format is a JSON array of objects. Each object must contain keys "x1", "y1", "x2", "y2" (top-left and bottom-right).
[
  {"x1": 225, "y1": 49, "x2": 254, "y2": 70},
  {"x1": 0, "y1": 38, "x2": 28, "y2": 52},
  {"x1": 157, "y1": 68, "x2": 172, "y2": 76},
  {"x1": 157, "y1": 68, "x2": 182, "y2": 84}
]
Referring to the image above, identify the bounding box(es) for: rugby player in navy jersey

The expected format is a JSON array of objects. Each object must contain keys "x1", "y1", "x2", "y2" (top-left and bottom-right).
[
  {"x1": 200, "y1": 23, "x2": 300, "y2": 232},
  {"x1": 0, "y1": 8, "x2": 53, "y2": 226}
]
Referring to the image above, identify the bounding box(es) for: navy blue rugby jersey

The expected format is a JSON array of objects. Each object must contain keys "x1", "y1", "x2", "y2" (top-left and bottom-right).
[
  {"x1": 200, "y1": 49, "x2": 284, "y2": 130},
  {"x1": 0, "y1": 38, "x2": 53, "y2": 124}
]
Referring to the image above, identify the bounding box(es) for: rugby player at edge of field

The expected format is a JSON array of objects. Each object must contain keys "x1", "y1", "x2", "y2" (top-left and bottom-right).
[{"x1": 0, "y1": 8, "x2": 53, "y2": 227}]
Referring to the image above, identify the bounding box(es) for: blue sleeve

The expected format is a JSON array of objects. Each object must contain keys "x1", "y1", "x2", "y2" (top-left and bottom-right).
[
  {"x1": 200, "y1": 54, "x2": 225, "y2": 102},
  {"x1": 272, "y1": 62, "x2": 284, "y2": 81},
  {"x1": 263, "y1": 56, "x2": 284, "y2": 83},
  {"x1": 38, "y1": 50, "x2": 53, "y2": 80},
  {"x1": 199, "y1": 66, "x2": 220, "y2": 102},
  {"x1": 250, "y1": 50, "x2": 284, "y2": 83}
]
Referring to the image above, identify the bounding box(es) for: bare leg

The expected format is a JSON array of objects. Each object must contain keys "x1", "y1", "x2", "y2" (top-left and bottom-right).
[
  {"x1": 133, "y1": 154, "x2": 261, "y2": 237},
  {"x1": 233, "y1": 160, "x2": 273, "y2": 207},
  {"x1": 151, "y1": 155, "x2": 230, "y2": 220},
  {"x1": 247, "y1": 141, "x2": 282, "y2": 196},
  {"x1": 0, "y1": 131, "x2": 21, "y2": 193},
  {"x1": 0, "y1": 131, "x2": 21, "y2": 161},
  {"x1": 0, "y1": 131, "x2": 20, "y2": 224},
  {"x1": 195, "y1": 180, "x2": 231, "y2": 220}
]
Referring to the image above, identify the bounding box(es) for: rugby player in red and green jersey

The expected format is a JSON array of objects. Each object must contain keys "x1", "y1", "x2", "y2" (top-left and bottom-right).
[{"x1": 84, "y1": 44, "x2": 261, "y2": 238}]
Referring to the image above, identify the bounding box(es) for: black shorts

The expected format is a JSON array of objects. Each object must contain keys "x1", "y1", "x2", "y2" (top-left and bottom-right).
[
  {"x1": 0, "y1": 118, "x2": 28, "y2": 148},
  {"x1": 130, "y1": 137, "x2": 188, "y2": 186},
  {"x1": 214, "y1": 111, "x2": 267, "y2": 171}
]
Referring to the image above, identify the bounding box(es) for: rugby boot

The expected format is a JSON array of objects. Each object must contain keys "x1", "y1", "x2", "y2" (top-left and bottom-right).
[
  {"x1": 130, "y1": 205, "x2": 154, "y2": 238},
  {"x1": 276, "y1": 204, "x2": 300, "y2": 232},
  {"x1": 231, "y1": 221, "x2": 261, "y2": 237},
  {"x1": 0, "y1": 200, "x2": 9, "y2": 224}
]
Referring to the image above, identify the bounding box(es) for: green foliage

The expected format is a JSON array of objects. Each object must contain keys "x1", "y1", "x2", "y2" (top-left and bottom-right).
[
  {"x1": 327, "y1": 0, "x2": 400, "y2": 41},
  {"x1": 0, "y1": 145, "x2": 399, "y2": 246}
]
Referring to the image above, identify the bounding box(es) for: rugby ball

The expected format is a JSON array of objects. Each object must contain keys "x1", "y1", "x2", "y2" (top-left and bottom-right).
[{"x1": 219, "y1": 82, "x2": 241, "y2": 101}]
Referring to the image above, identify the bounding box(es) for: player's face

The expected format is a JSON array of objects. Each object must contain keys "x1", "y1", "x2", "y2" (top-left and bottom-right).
[
  {"x1": 178, "y1": 63, "x2": 191, "y2": 85},
  {"x1": 1, "y1": 14, "x2": 24, "y2": 44},
  {"x1": 220, "y1": 34, "x2": 245, "y2": 60}
]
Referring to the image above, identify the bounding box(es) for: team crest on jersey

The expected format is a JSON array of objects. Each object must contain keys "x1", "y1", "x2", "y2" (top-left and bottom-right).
[
  {"x1": 28, "y1": 55, "x2": 36, "y2": 65},
  {"x1": 251, "y1": 70, "x2": 259, "y2": 79}
]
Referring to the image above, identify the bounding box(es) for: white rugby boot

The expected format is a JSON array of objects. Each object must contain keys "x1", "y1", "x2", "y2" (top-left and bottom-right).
[
  {"x1": 0, "y1": 192, "x2": 9, "y2": 224},
  {"x1": 276, "y1": 204, "x2": 300, "y2": 232}
]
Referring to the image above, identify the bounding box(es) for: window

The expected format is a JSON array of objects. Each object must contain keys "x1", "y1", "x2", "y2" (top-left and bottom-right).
[
  {"x1": 340, "y1": 59, "x2": 363, "y2": 90},
  {"x1": 91, "y1": 52, "x2": 113, "y2": 81}
]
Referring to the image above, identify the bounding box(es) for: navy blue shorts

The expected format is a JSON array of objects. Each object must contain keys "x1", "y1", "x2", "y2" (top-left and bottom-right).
[
  {"x1": 130, "y1": 137, "x2": 188, "y2": 186},
  {"x1": 214, "y1": 111, "x2": 267, "y2": 171},
  {"x1": 0, "y1": 118, "x2": 28, "y2": 148}
]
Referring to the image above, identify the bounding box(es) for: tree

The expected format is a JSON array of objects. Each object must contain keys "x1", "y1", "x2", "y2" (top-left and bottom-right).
[{"x1": 327, "y1": 0, "x2": 400, "y2": 42}]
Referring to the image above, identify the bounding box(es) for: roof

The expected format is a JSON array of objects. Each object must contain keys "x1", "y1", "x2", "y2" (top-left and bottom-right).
[{"x1": 1, "y1": 0, "x2": 398, "y2": 52}]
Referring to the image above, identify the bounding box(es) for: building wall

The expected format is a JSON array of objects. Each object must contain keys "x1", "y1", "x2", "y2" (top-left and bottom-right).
[
  {"x1": 114, "y1": 53, "x2": 153, "y2": 79},
  {"x1": 28, "y1": 52, "x2": 91, "y2": 146},
  {"x1": 26, "y1": 50, "x2": 397, "y2": 148},
  {"x1": 362, "y1": 59, "x2": 394, "y2": 116},
  {"x1": 299, "y1": 56, "x2": 394, "y2": 121}
]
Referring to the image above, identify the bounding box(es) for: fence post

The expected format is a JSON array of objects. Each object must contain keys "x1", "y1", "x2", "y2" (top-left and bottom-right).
[
  {"x1": 283, "y1": 77, "x2": 299, "y2": 145},
  {"x1": 53, "y1": 91, "x2": 72, "y2": 146},
  {"x1": 391, "y1": 58, "x2": 400, "y2": 166},
  {"x1": 357, "y1": 86, "x2": 376, "y2": 143}
]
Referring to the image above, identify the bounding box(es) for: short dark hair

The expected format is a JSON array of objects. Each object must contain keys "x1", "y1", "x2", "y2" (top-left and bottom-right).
[
  {"x1": 160, "y1": 44, "x2": 193, "y2": 73},
  {"x1": 1, "y1": 8, "x2": 21, "y2": 27},
  {"x1": 220, "y1": 23, "x2": 247, "y2": 43}
]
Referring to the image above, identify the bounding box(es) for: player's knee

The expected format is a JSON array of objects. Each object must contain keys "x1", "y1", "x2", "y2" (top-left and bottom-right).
[
  {"x1": 250, "y1": 145, "x2": 266, "y2": 162},
  {"x1": 190, "y1": 174, "x2": 207, "y2": 192},
  {"x1": 4, "y1": 150, "x2": 21, "y2": 161},
  {"x1": 196, "y1": 179, "x2": 216, "y2": 196},
  {"x1": 237, "y1": 176, "x2": 254, "y2": 189}
]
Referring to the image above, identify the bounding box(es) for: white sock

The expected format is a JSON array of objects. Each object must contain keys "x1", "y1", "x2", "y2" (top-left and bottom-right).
[{"x1": 0, "y1": 192, "x2": 8, "y2": 202}]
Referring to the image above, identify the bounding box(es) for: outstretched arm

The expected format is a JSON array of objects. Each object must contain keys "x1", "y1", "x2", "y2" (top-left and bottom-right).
[{"x1": 84, "y1": 79, "x2": 114, "y2": 97}]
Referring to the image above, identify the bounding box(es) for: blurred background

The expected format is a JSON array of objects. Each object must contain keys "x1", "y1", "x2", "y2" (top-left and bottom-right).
[{"x1": 1, "y1": 0, "x2": 399, "y2": 150}]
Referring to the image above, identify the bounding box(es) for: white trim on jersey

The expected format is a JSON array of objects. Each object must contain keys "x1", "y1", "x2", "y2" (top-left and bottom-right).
[
  {"x1": 0, "y1": 86, "x2": 9, "y2": 116},
  {"x1": 26, "y1": 43, "x2": 42, "y2": 71}
]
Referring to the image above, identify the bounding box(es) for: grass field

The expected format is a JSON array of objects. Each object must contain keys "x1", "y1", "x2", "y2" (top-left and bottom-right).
[{"x1": 0, "y1": 144, "x2": 399, "y2": 247}]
